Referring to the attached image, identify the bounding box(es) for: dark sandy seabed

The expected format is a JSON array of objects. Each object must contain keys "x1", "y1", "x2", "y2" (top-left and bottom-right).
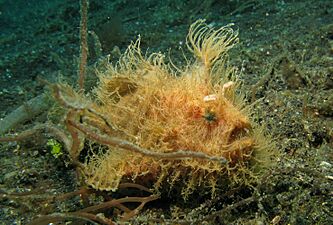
[{"x1": 0, "y1": 0, "x2": 332, "y2": 224}]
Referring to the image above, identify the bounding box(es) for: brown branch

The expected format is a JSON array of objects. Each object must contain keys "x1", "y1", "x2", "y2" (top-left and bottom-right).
[
  {"x1": 0, "y1": 123, "x2": 72, "y2": 153},
  {"x1": 201, "y1": 196, "x2": 255, "y2": 222},
  {"x1": 29, "y1": 195, "x2": 158, "y2": 225},
  {"x1": 53, "y1": 187, "x2": 91, "y2": 201},
  {"x1": 118, "y1": 183, "x2": 153, "y2": 193},
  {"x1": 121, "y1": 199, "x2": 148, "y2": 221},
  {"x1": 67, "y1": 118, "x2": 228, "y2": 164},
  {"x1": 27, "y1": 212, "x2": 105, "y2": 225},
  {"x1": 65, "y1": 109, "x2": 84, "y2": 160},
  {"x1": 78, "y1": 195, "x2": 159, "y2": 213},
  {"x1": 69, "y1": 212, "x2": 115, "y2": 225},
  {"x1": 78, "y1": 0, "x2": 89, "y2": 91}
]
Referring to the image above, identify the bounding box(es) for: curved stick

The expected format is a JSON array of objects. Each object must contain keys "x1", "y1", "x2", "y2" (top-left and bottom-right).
[{"x1": 67, "y1": 118, "x2": 228, "y2": 164}]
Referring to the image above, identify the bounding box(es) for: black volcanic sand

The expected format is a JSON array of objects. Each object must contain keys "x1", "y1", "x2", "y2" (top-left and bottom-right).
[{"x1": 0, "y1": 0, "x2": 332, "y2": 224}]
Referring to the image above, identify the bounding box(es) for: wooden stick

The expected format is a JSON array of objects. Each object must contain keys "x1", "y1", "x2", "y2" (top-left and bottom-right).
[{"x1": 78, "y1": 0, "x2": 89, "y2": 91}]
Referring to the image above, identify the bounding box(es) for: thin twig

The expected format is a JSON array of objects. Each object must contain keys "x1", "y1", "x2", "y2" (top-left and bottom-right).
[
  {"x1": 0, "y1": 123, "x2": 72, "y2": 153},
  {"x1": 118, "y1": 183, "x2": 153, "y2": 193},
  {"x1": 27, "y1": 212, "x2": 103, "y2": 225},
  {"x1": 78, "y1": 195, "x2": 159, "y2": 213},
  {"x1": 67, "y1": 118, "x2": 228, "y2": 164},
  {"x1": 78, "y1": 0, "x2": 88, "y2": 91},
  {"x1": 201, "y1": 196, "x2": 255, "y2": 222}
]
